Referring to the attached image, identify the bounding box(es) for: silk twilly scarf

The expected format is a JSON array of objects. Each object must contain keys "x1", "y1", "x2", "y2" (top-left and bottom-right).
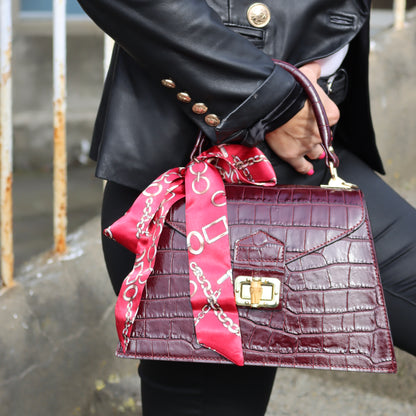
[{"x1": 104, "y1": 144, "x2": 277, "y2": 365}]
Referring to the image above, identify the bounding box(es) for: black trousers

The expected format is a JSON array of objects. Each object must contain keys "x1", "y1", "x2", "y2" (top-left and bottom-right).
[{"x1": 101, "y1": 145, "x2": 416, "y2": 416}]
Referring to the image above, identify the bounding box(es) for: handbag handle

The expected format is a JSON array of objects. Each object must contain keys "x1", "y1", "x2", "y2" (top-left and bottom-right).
[
  {"x1": 273, "y1": 60, "x2": 357, "y2": 189},
  {"x1": 273, "y1": 60, "x2": 339, "y2": 168}
]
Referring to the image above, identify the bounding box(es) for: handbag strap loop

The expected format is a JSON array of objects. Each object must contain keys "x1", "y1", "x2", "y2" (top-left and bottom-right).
[{"x1": 273, "y1": 59, "x2": 339, "y2": 168}]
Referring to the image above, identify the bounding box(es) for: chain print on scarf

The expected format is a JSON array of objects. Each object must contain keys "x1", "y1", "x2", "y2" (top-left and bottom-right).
[{"x1": 105, "y1": 144, "x2": 277, "y2": 365}]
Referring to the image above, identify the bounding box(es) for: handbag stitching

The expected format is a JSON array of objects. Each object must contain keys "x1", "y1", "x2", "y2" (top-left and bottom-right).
[
  {"x1": 116, "y1": 349, "x2": 394, "y2": 371},
  {"x1": 165, "y1": 189, "x2": 366, "y2": 264},
  {"x1": 362, "y1": 216, "x2": 396, "y2": 366}
]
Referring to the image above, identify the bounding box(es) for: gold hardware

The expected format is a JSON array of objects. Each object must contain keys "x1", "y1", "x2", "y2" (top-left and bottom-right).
[
  {"x1": 250, "y1": 277, "x2": 263, "y2": 305},
  {"x1": 321, "y1": 162, "x2": 358, "y2": 190},
  {"x1": 192, "y1": 102, "x2": 208, "y2": 115},
  {"x1": 235, "y1": 275, "x2": 281, "y2": 308},
  {"x1": 205, "y1": 114, "x2": 221, "y2": 127},
  {"x1": 161, "y1": 78, "x2": 176, "y2": 88},
  {"x1": 177, "y1": 92, "x2": 191, "y2": 103},
  {"x1": 247, "y1": 3, "x2": 271, "y2": 28}
]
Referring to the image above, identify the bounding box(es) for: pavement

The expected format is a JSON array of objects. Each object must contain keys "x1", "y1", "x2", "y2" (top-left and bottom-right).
[{"x1": 1, "y1": 8, "x2": 416, "y2": 416}]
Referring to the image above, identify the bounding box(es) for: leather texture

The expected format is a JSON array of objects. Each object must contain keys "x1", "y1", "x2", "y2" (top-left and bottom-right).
[
  {"x1": 116, "y1": 183, "x2": 397, "y2": 373},
  {"x1": 77, "y1": 0, "x2": 384, "y2": 191}
]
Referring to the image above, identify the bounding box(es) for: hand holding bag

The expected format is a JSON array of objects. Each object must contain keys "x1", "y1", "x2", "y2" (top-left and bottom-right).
[{"x1": 104, "y1": 61, "x2": 397, "y2": 373}]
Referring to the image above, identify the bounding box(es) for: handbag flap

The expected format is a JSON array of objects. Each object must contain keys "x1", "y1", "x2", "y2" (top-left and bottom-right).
[{"x1": 165, "y1": 184, "x2": 366, "y2": 263}]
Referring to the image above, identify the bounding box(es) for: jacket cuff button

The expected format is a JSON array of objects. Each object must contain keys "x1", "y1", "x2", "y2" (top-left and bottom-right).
[
  {"x1": 177, "y1": 92, "x2": 191, "y2": 103},
  {"x1": 204, "y1": 114, "x2": 220, "y2": 127},
  {"x1": 192, "y1": 103, "x2": 208, "y2": 115},
  {"x1": 161, "y1": 79, "x2": 176, "y2": 88}
]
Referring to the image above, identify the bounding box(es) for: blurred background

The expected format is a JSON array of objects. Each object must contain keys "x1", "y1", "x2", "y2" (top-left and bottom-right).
[{"x1": 0, "y1": 1, "x2": 415, "y2": 415}]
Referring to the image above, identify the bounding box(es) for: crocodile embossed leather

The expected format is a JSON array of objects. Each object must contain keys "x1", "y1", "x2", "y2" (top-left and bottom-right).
[
  {"x1": 115, "y1": 184, "x2": 396, "y2": 372},
  {"x1": 106, "y1": 61, "x2": 396, "y2": 372}
]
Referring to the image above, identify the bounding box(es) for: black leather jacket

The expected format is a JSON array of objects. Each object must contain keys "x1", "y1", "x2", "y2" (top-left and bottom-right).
[{"x1": 78, "y1": 0, "x2": 383, "y2": 190}]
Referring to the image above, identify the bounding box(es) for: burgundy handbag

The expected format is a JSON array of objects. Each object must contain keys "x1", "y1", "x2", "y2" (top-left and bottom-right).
[{"x1": 105, "y1": 61, "x2": 397, "y2": 373}]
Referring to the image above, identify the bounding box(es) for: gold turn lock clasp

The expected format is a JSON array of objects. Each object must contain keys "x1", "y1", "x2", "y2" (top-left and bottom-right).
[{"x1": 235, "y1": 276, "x2": 281, "y2": 308}]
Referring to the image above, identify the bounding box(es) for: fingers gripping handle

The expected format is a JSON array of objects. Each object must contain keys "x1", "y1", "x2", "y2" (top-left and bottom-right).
[
  {"x1": 273, "y1": 60, "x2": 339, "y2": 168},
  {"x1": 193, "y1": 60, "x2": 340, "y2": 169}
]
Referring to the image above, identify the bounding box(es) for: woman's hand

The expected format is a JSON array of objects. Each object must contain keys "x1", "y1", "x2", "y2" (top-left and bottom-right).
[{"x1": 265, "y1": 62, "x2": 340, "y2": 175}]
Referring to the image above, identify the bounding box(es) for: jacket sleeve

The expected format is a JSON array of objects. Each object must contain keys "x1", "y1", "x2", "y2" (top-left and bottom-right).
[{"x1": 77, "y1": 0, "x2": 305, "y2": 145}]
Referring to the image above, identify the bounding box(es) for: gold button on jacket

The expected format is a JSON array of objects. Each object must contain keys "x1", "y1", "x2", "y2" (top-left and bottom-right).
[
  {"x1": 205, "y1": 114, "x2": 220, "y2": 127},
  {"x1": 247, "y1": 3, "x2": 271, "y2": 28},
  {"x1": 192, "y1": 103, "x2": 208, "y2": 115},
  {"x1": 177, "y1": 92, "x2": 191, "y2": 103},
  {"x1": 161, "y1": 79, "x2": 176, "y2": 89}
]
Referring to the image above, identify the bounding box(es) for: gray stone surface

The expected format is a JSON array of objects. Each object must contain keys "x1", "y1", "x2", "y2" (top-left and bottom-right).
[{"x1": 0, "y1": 218, "x2": 141, "y2": 416}]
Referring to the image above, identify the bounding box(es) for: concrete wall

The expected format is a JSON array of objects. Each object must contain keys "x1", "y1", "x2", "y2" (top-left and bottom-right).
[
  {"x1": 369, "y1": 8, "x2": 416, "y2": 201},
  {"x1": 11, "y1": 29, "x2": 103, "y2": 170}
]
